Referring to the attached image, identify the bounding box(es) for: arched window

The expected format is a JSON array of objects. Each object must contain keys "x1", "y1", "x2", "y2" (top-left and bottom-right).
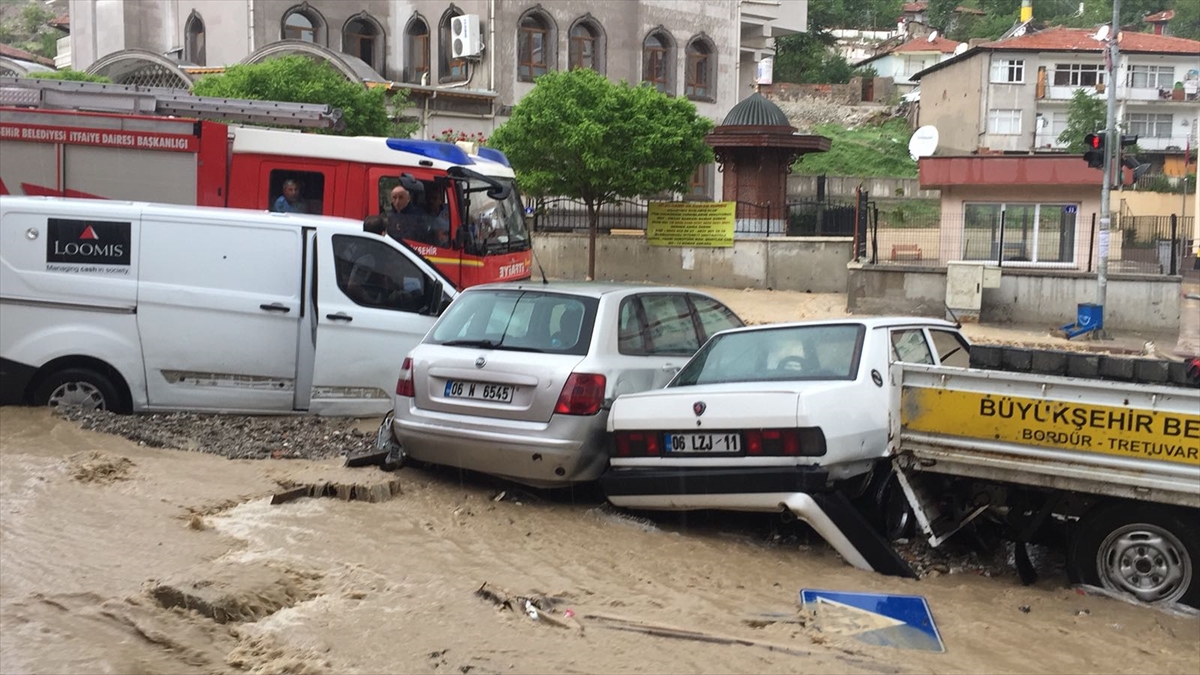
[
  {"x1": 685, "y1": 36, "x2": 715, "y2": 101},
  {"x1": 343, "y1": 12, "x2": 384, "y2": 76},
  {"x1": 282, "y1": 4, "x2": 325, "y2": 45},
  {"x1": 439, "y1": 6, "x2": 466, "y2": 82},
  {"x1": 642, "y1": 29, "x2": 675, "y2": 94},
  {"x1": 184, "y1": 11, "x2": 206, "y2": 66},
  {"x1": 406, "y1": 16, "x2": 430, "y2": 84},
  {"x1": 517, "y1": 9, "x2": 555, "y2": 82},
  {"x1": 568, "y1": 16, "x2": 605, "y2": 74}
]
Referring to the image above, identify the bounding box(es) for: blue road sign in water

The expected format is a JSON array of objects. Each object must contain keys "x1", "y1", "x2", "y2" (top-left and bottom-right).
[{"x1": 800, "y1": 589, "x2": 945, "y2": 653}]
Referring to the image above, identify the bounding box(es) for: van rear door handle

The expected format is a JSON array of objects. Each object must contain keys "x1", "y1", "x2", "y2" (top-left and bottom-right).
[
  {"x1": 326, "y1": 312, "x2": 353, "y2": 322},
  {"x1": 661, "y1": 364, "x2": 680, "y2": 372},
  {"x1": 260, "y1": 303, "x2": 291, "y2": 313}
]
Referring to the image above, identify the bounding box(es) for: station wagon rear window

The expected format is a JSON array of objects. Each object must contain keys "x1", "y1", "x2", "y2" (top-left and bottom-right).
[
  {"x1": 427, "y1": 290, "x2": 598, "y2": 356},
  {"x1": 671, "y1": 324, "x2": 866, "y2": 386}
]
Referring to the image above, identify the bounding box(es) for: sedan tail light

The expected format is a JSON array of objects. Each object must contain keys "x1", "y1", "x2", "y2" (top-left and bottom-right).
[
  {"x1": 554, "y1": 373, "x2": 606, "y2": 415},
  {"x1": 745, "y1": 428, "x2": 826, "y2": 456},
  {"x1": 613, "y1": 430, "x2": 661, "y2": 457},
  {"x1": 396, "y1": 357, "x2": 415, "y2": 397}
]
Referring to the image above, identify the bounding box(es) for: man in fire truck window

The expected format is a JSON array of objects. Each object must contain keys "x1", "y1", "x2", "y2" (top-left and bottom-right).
[
  {"x1": 386, "y1": 181, "x2": 430, "y2": 245},
  {"x1": 272, "y1": 179, "x2": 307, "y2": 213}
]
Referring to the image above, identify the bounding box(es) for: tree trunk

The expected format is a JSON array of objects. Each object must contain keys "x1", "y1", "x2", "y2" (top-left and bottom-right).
[{"x1": 586, "y1": 200, "x2": 599, "y2": 281}]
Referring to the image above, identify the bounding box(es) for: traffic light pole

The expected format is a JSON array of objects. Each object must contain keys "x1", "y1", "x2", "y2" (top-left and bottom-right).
[{"x1": 1096, "y1": 0, "x2": 1120, "y2": 336}]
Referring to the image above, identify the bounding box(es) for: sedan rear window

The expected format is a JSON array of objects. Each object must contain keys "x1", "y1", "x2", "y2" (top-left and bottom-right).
[
  {"x1": 427, "y1": 290, "x2": 598, "y2": 356},
  {"x1": 670, "y1": 324, "x2": 866, "y2": 386}
]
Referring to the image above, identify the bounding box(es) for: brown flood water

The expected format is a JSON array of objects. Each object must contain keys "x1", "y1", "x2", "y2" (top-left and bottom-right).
[{"x1": 2, "y1": 407, "x2": 1198, "y2": 674}]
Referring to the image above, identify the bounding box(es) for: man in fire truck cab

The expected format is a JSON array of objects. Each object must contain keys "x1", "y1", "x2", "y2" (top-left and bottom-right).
[
  {"x1": 385, "y1": 179, "x2": 428, "y2": 244},
  {"x1": 272, "y1": 179, "x2": 306, "y2": 214}
]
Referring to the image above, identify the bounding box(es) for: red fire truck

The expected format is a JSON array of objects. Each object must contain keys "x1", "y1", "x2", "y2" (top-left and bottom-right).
[{"x1": 0, "y1": 76, "x2": 532, "y2": 288}]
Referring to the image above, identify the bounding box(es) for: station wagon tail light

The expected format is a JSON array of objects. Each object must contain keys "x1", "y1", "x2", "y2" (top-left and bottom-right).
[
  {"x1": 554, "y1": 373, "x2": 606, "y2": 415},
  {"x1": 745, "y1": 428, "x2": 826, "y2": 456},
  {"x1": 613, "y1": 430, "x2": 660, "y2": 456},
  {"x1": 396, "y1": 357, "x2": 415, "y2": 397}
]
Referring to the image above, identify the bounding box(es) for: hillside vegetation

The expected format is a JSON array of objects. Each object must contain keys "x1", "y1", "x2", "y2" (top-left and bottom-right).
[{"x1": 793, "y1": 119, "x2": 918, "y2": 178}]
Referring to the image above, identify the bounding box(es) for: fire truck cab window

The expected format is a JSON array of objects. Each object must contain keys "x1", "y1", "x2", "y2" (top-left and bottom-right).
[{"x1": 269, "y1": 170, "x2": 325, "y2": 215}]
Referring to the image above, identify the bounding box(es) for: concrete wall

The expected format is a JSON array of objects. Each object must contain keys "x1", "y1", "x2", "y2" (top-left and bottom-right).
[
  {"x1": 1118, "y1": 190, "x2": 1196, "y2": 219},
  {"x1": 534, "y1": 232, "x2": 853, "y2": 292},
  {"x1": 788, "y1": 174, "x2": 939, "y2": 200},
  {"x1": 847, "y1": 264, "x2": 1181, "y2": 332}
]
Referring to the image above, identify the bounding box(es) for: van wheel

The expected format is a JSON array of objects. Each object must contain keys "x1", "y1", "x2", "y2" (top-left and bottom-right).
[
  {"x1": 33, "y1": 369, "x2": 124, "y2": 414},
  {"x1": 1068, "y1": 503, "x2": 1198, "y2": 608}
]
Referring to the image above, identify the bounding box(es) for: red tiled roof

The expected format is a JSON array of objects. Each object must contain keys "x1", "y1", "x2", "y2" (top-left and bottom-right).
[
  {"x1": 892, "y1": 35, "x2": 964, "y2": 54},
  {"x1": 0, "y1": 43, "x2": 55, "y2": 67},
  {"x1": 48, "y1": 13, "x2": 69, "y2": 29},
  {"x1": 1144, "y1": 10, "x2": 1174, "y2": 23},
  {"x1": 902, "y1": 2, "x2": 928, "y2": 13},
  {"x1": 979, "y1": 25, "x2": 1200, "y2": 54}
]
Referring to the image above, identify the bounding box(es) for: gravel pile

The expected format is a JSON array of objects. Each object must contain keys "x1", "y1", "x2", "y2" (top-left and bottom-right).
[
  {"x1": 58, "y1": 408, "x2": 377, "y2": 461},
  {"x1": 775, "y1": 98, "x2": 893, "y2": 132}
]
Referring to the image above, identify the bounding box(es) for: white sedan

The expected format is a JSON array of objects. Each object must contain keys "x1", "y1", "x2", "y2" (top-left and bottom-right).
[{"x1": 600, "y1": 317, "x2": 971, "y2": 575}]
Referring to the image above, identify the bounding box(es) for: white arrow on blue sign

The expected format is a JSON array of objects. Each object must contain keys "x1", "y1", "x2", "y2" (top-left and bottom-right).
[{"x1": 800, "y1": 589, "x2": 945, "y2": 652}]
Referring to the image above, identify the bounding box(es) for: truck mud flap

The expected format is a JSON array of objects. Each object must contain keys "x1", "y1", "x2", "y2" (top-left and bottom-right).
[{"x1": 809, "y1": 492, "x2": 917, "y2": 579}]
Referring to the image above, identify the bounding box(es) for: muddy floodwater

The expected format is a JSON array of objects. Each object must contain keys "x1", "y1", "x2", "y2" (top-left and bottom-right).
[{"x1": 1, "y1": 407, "x2": 1198, "y2": 675}]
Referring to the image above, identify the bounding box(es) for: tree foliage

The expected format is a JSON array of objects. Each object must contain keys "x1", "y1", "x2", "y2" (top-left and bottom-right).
[
  {"x1": 29, "y1": 69, "x2": 110, "y2": 83},
  {"x1": 0, "y1": 0, "x2": 58, "y2": 60},
  {"x1": 1058, "y1": 88, "x2": 1106, "y2": 152},
  {"x1": 488, "y1": 68, "x2": 713, "y2": 279},
  {"x1": 190, "y1": 55, "x2": 413, "y2": 137}
]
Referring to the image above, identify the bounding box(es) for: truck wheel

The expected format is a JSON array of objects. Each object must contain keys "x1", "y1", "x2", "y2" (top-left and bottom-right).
[
  {"x1": 1068, "y1": 503, "x2": 1198, "y2": 608},
  {"x1": 32, "y1": 368, "x2": 125, "y2": 414}
]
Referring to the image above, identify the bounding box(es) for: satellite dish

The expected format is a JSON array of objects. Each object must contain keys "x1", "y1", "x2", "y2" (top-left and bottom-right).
[
  {"x1": 909, "y1": 125, "x2": 939, "y2": 160},
  {"x1": 1093, "y1": 25, "x2": 1110, "y2": 41},
  {"x1": 953, "y1": 43, "x2": 968, "y2": 56},
  {"x1": 927, "y1": 30, "x2": 939, "y2": 42}
]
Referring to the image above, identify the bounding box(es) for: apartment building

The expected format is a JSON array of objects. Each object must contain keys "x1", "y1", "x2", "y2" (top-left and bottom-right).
[{"x1": 914, "y1": 26, "x2": 1200, "y2": 157}]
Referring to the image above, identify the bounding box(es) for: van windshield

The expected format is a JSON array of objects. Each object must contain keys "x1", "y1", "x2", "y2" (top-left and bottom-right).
[
  {"x1": 461, "y1": 179, "x2": 531, "y2": 255},
  {"x1": 428, "y1": 290, "x2": 597, "y2": 356}
]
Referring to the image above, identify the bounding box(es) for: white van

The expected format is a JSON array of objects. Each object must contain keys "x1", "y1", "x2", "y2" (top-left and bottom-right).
[{"x1": 0, "y1": 196, "x2": 455, "y2": 415}]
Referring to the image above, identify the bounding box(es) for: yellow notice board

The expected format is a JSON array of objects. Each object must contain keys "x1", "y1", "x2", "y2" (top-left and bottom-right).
[
  {"x1": 902, "y1": 387, "x2": 1200, "y2": 466},
  {"x1": 646, "y1": 202, "x2": 736, "y2": 248}
]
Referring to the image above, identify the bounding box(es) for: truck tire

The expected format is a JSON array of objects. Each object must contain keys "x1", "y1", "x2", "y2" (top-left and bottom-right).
[
  {"x1": 32, "y1": 368, "x2": 126, "y2": 414},
  {"x1": 1068, "y1": 503, "x2": 1198, "y2": 608}
]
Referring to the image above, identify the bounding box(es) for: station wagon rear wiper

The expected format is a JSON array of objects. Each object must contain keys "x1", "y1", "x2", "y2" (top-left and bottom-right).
[{"x1": 443, "y1": 339, "x2": 500, "y2": 348}]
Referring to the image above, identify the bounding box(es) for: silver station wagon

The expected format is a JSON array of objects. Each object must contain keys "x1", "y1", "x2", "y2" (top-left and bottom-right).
[{"x1": 387, "y1": 282, "x2": 744, "y2": 487}]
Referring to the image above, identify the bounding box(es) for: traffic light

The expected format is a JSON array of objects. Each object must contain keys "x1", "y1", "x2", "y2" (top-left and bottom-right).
[{"x1": 1083, "y1": 132, "x2": 1105, "y2": 168}]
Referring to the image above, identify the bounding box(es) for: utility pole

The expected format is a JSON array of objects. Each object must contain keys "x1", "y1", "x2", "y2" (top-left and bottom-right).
[{"x1": 1096, "y1": 0, "x2": 1120, "y2": 334}]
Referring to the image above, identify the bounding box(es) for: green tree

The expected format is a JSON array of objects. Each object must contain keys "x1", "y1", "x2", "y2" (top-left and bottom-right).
[
  {"x1": 1172, "y1": 0, "x2": 1200, "y2": 41},
  {"x1": 774, "y1": 32, "x2": 856, "y2": 84},
  {"x1": 190, "y1": 55, "x2": 413, "y2": 137},
  {"x1": 0, "y1": 0, "x2": 57, "y2": 59},
  {"x1": 1058, "y1": 88, "x2": 1106, "y2": 152},
  {"x1": 488, "y1": 68, "x2": 713, "y2": 280},
  {"x1": 29, "y1": 70, "x2": 110, "y2": 83}
]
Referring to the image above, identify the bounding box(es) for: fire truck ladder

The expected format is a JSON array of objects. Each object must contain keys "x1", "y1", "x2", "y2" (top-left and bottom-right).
[{"x1": 0, "y1": 75, "x2": 344, "y2": 131}]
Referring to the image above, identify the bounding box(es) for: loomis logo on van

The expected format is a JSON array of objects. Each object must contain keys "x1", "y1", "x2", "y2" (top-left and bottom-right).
[{"x1": 46, "y1": 218, "x2": 131, "y2": 266}]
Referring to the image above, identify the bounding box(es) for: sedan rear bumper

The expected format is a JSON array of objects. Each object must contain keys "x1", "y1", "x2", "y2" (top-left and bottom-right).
[{"x1": 600, "y1": 466, "x2": 830, "y2": 499}]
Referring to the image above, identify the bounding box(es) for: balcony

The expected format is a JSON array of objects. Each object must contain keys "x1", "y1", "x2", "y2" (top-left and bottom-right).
[
  {"x1": 1042, "y1": 83, "x2": 1198, "y2": 102},
  {"x1": 1033, "y1": 133, "x2": 1195, "y2": 153},
  {"x1": 54, "y1": 35, "x2": 70, "y2": 70}
]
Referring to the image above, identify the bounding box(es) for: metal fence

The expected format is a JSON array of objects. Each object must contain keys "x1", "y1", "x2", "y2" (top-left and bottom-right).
[{"x1": 867, "y1": 211, "x2": 1194, "y2": 275}]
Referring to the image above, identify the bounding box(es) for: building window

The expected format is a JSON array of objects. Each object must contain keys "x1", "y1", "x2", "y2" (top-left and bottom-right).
[
  {"x1": 406, "y1": 17, "x2": 430, "y2": 84},
  {"x1": 987, "y1": 109, "x2": 1022, "y2": 135},
  {"x1": 439, "y1": 8, "x2": 467, "y2": 82},
  {"x1": 962, "y1": 203, "x2": 1076, "y2": 264},
  {"x1": 569, "y1": 17, "x2": 604, "y2": 73},
  {"x1": 643, "y1": 29, "x2": 674, "y2": 94},
  {"x1": 688, "y1": 163, "x2": 711, "y2": 199},
  {"x1": 282, "y1": 4, "x2": 325, "y2": 44},
  {"x1": 1052, "y1": 63, "x2": 1105, "y2": 87},
  {"x1": 685, "y1": 36, "x2": 714, "y2": 101},
  {"x1": 1127, "y1": 65, "x2": 1174, "y2": 89},
  {"x1": 1050, "y1": 111, "x2": 1069, "y2": 141},
  {"x1": 1126, "y1": 113, "x2": 1173, "y2": 138},
  {"x1": 990, "y1": 59, "x2": 1024, "y2": 83},
  {"x1": 343, "y1": 13, "x2": 384, "y2": 76},
  {"x1": 518, "y1": 12, "x2": 553, "y2": 82},
  {"x1": 902, "y1": 57, "x2": 930, "y2": 77},
  {"x1": 184, "y1": 11, "x2": 205, "y2": 66}
]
